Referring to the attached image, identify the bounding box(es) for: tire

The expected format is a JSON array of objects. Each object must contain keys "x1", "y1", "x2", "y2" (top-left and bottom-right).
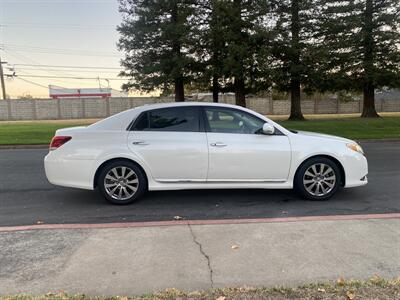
[
  {"x1": 97, "y1": 160, "x2": 147, "y2": 205},
  {"x1": 294, "y1": 157, "x2": 341, "y2": 201}
]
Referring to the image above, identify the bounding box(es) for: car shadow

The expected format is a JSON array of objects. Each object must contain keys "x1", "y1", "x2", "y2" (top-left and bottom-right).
[
  {"x1": 57, "y1": 186, "x2": 363, "y2": 222},
  {"x1": 3, "y1": 184, "x2": 396, "y2": 227}
]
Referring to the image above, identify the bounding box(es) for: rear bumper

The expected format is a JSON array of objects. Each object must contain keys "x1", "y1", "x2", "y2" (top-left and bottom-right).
[{"x1": 44, "y1": 152, "x2": 95, "y2": 190}]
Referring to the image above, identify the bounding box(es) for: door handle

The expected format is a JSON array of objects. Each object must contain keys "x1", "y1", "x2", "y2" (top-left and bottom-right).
[
  {"x1": 210, "y1": 142, "x2": 227, "y2": 147},
  {"x1": 132, "y1": 140, "x2": 149, "y2": 145}
]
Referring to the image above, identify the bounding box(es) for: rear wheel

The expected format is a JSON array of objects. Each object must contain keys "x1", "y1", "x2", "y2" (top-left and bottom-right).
[
  {"x1": 294, "y1": 157, "x2": 341, "y2": 201},
  {"x1": 98, "y1": 160, "x2": 147, "y2": 205}
]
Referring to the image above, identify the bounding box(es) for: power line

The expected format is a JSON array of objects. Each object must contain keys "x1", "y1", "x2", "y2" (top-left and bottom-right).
[
  {"x1": 16, "y1": 77, "x2": 49, "y2": 89},
  {"x1": 10, "y1": 67, "x2": 120, "y2": 74},
  {"x1": 7, "y1": 74, "x2": 128, "y2": 81},
  {"x1": 2, "y1": 49, "x2": 79, "y2": 77},
  {"x1": 0, "y1": 22, "x2": 117, "y2": 30},
  {"x1": 11, "y1": 63, "x2": 122, "y2": 70},
  {"x1": 4, "y1": 56, "x2": 124, "y2": 86},
  {"x1": 1, "y1": 0, "x2": 115, "y2": 3},
  {"x1": 1, "y1": 44, "x2": 121, "y2": 57},
  {"x1": 2, "y1": 43, "x2": 119, "y2": 55}
]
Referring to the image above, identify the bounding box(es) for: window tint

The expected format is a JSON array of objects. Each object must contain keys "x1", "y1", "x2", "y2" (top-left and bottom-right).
[
  {"x1": 132, "y1": 107, "x2": 200, "y2": 132},
  {"x1": 133, "y1": 112, "x2": 149, "y2": 131},
  {"x1": 205, "y1": 107, "x2": 265, "y2": 134}
]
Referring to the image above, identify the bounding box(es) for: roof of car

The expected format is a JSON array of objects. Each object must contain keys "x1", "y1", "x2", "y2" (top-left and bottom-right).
[
  {"x1": 134, "y1": 101, "x2": 242, "y2": 112},
  {"x1": 88, "y1": 101, "x2": 290, "y2": 135}
]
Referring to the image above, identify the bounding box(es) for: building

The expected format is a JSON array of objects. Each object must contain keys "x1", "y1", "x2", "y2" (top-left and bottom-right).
[{"x1": 49, "y1": 85, "x2": 127, "y2": 99}]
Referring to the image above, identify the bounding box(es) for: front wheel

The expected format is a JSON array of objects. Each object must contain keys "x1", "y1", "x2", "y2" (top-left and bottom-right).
[
  {"x1": 97, "y1": 160, "x2": 147, "y2": 205},
  {"x1": 294, "y1": 157, "x2": 341, "y2": 201}
]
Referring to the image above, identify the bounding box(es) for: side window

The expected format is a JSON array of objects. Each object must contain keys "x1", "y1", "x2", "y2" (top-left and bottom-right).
[
  {"x1": 204, "y1": 107, "x2": 265, "y2": 134},
  {"x1": 132, "y1": 107, "x2": 200, "y2": 132},
  {"x1": 132, "y1": 112, "x2": 149, "y2": 131}
]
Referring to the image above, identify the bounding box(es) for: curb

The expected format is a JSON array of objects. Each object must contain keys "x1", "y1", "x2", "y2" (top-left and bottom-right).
[{"x1": 1, "y1": 213, "x2": 400, "y2": 233}]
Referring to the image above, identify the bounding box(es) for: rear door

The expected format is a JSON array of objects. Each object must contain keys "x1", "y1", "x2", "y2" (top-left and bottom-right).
[
  {"x1": 203, "y1": 106, "x2": 291, "y2": 181},
  {"x1": 128, "y1": 106, "x2": 208, "y2": 182}
]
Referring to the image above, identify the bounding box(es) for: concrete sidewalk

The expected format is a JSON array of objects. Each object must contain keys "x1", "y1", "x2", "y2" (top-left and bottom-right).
[{"x1": 1, "y1": 218, "x2": 399, "y2": 296}]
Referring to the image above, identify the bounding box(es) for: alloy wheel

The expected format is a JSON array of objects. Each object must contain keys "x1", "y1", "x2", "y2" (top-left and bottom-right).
[
  {"x1": 104, "y1": 166, "x2": 139, "y2": 200},
  {"x1": 303, "y1": 163, "x2": 336, "y2": 197}
]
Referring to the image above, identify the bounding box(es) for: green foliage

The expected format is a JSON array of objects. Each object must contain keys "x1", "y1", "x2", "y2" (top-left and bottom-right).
[
  {"x1": 219, "y1": 1, "x2": 270, "y2": 85},
  {"x1": 193, "y1": 0, "x2": 271, "y2": 103},
  {"x1": 116, "y1": 0, "x2": 400, "y2": 109},
  {"x1": 270, "y1": 0, "x2": 319, "y2": 93},
  {"x1": 117, "y1": 0, "x2": 198, "y2": 99},
  {"x1": 314, "y1": 0, "x2": 400, "y2": 92},
  {"x1": 189, "y1": 0, "x2": 229, "y2": 101}
]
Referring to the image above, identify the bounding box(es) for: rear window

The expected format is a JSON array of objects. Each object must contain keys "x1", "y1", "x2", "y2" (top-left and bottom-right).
[{"x1": 131, "y1": 107, "x2": 200, "y2": 132}]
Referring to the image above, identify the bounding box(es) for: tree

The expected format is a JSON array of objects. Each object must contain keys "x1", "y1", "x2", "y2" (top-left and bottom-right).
[
  {"x1": 270, "y1": 0, "x2": 318, "y2": 120},
  {"x1": 192, "y1": 0, "x2": 228, "y2": 102},
  {"x1": 192, "y1": 0, "x2": 270, "y2": 106},
  {"x1": 18, "y1": 93, "x2": 33, "y2": 99},
  {"x1": 221, "y1": 0, "x2": 271, "y2": 107},
  {"x1": 316, "y1": 0, "x2": 400, "y2": 117},
  {"x1": 117, "y1": 0, "x2": 197, "y2": 101}
]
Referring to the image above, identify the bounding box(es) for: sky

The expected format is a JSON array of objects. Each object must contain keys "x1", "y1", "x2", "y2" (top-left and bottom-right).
[{"x1": 0, "y1": 0, "x2": 135, "y2": 98}]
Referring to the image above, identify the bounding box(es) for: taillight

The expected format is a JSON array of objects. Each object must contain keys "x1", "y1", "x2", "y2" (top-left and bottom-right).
[{"x1": 50, "y1": 136, "x2": 72, "y2": 151}]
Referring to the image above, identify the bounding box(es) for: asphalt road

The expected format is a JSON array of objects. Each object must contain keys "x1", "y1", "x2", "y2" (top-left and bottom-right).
[{"x1": 0, "y1": 141, "x2": 399, "y2": 227}]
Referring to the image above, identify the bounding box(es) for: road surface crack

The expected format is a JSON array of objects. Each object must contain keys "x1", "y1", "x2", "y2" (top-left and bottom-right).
[{"x1": 188, "y1": 224, "x2": 214, "y2": 288}]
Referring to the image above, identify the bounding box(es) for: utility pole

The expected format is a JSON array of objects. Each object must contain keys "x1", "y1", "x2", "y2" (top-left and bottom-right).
[{"x1": 0, "y1": 55, "x2": 6, "y2": 99}]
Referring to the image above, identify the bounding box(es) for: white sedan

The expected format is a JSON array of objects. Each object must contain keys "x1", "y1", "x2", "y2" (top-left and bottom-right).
[{"x1": 45, "y1": 102, "x2": 368, "y2": 204}]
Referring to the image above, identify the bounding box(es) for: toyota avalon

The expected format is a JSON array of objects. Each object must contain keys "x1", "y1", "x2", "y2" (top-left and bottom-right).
[{"x1": 45, "y1": 102, "x2": 368, "y2": 204}]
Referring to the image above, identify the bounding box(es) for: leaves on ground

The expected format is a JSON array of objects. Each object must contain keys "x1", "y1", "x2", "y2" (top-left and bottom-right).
[
  {"x1": 3, "y1": 278, "x2": 400, "y2": 300},
  {"x1": 346, "y1": 290, "x2": 356, "y2": 299},
  {"x1": 337, "y1": 277, "x2": 346, "y2": 286}
]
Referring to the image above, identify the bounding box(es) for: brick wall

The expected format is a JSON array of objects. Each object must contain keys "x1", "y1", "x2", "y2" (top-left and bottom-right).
[{"x1": 0, "y1": 96, "x2": 399, "y2": 121}]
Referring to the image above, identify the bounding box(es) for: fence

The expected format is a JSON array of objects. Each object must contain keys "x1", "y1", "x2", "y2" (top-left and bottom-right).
[{"x1": 0, "y1": 96, "x2": 399, "y2": 121}]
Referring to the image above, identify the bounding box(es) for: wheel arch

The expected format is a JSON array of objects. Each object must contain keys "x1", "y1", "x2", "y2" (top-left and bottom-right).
[
  {"x1": 294, "y1": 155, "x2": 346, "y2": 187},
  {"x1": 93, "y1": 157, "x2": 149, "y2": 189}
]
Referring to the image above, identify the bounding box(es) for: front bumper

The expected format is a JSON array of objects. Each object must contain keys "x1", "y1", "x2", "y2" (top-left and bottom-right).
[{"x1": 343, "y1": 154, "x2": 368, "y2": 188}]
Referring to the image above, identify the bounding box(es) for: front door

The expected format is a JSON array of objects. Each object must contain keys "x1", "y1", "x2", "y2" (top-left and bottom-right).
[{"x1": 203, "y1": 106, "x2": 291, "y2": 181}]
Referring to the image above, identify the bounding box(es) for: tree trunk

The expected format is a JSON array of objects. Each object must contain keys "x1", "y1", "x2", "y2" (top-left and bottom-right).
[
  {"x1": 361, "y1": 82, "x2": 379, "y2": 117},
  {"x1": 174, "y1": 77, "x2": 185, "y2": 102},
  {"x1": 289, "y1": 79, "x2": 305, "y2": 120},
  {"x1": 232, "y1": 0, "x2": 246, "y2": 108},
  {"x1": 172, "y1": 1, "x2": 185, "y2": 102},
  {"x1": 361, "y1": 0, "x2": 379, "y2": 117},
  {"x1": 234, "y1": 77, "x2": 246, "y2": 107},
  {"x1": 212, "y1": 76, "x2": 219, "y2": 103},
  {"x1": 288, "y1": 0, "x2": 305, "y2": 121}
]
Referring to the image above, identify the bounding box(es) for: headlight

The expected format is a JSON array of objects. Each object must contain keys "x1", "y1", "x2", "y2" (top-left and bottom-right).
[{"x1": 346, "y1": 143, "x2": 364, "y2": 155}]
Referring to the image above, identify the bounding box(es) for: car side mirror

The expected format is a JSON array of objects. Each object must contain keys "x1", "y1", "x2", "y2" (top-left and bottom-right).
[{"x1": 262, "y1": 123, "x2": 275, "y2": 135}]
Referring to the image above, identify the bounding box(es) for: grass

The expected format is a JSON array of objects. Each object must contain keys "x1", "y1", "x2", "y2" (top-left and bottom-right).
[
  {"x1": 0, "y1": 122, "x2": 90, "y2": 145},
  {"x1": 1, "y1": 277, "x2": 399, "y2": 299},
  {"x1": 0, "y1": 115, "x2": 399, "y2": 145},
  {"x1": 277, "y1": 116, "x2": 400, "y2": 140}
]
